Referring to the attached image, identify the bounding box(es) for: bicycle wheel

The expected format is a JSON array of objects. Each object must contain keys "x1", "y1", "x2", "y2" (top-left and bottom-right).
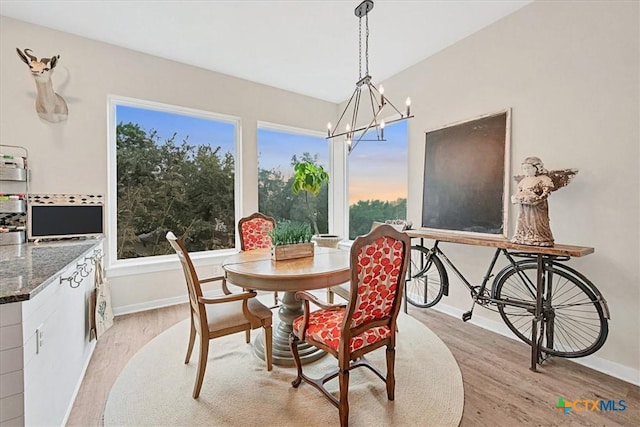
[
  {"x1": 493, "y1": 262, "x2": 608, "y2": 358},
  {"x1": 405, "y1": 246, "x2": 447, "y2": 308}
]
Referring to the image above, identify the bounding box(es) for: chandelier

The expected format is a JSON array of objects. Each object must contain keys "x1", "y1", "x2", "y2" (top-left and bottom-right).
[{"x1": 326, "y1": 0, "x2": 413, "y2": 153}]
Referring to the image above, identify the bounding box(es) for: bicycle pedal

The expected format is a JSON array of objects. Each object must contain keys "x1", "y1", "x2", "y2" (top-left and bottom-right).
[{"x1": 462, "y1": 311, "x2": 473, "y2": 322}]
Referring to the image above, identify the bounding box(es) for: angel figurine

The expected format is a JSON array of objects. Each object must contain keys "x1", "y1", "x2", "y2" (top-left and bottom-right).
[{"x1": 511, "y1": 156, "x2": 578, "y2": 247}]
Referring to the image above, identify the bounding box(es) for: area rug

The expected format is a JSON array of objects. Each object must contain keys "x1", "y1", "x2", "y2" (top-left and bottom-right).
[{"x1": 103, "y1": 313, "x2": 464, "y2": 426}]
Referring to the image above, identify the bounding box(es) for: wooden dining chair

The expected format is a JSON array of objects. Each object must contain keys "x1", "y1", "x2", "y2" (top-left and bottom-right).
[
  {"x1": 166, "y1": 231, "x2": 273, "y2": 399},
  {"x1": 327, "y1": 221, "x2": 390, "y2": 303},
  {"x1": 289, "y1": 224, "x2": 410, "y2": 427},
  {"x1": 238, "y1": 212, "x2": 279, "y2": 306}
]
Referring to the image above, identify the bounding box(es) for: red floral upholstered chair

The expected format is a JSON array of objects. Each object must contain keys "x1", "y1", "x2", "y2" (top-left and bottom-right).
[
  {"x1": 289, "y1": 224, "x2": 410, "y2": 427},
  {"x1": 166, "y1": 232, "x2": 272, "y2": 399},
  {"x1": 238, "y1": 212, "x2": 278, "y2": 305}
]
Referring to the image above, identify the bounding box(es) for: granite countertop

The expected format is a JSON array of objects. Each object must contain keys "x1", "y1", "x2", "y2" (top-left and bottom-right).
[{"x1": 0, "y1": 238, "x2": 103, "y2": 304}]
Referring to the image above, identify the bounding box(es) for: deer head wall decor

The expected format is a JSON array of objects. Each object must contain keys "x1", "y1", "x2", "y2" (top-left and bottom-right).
[{"x1": 16, "y1": 48, "x2": 68, "y2": 123}]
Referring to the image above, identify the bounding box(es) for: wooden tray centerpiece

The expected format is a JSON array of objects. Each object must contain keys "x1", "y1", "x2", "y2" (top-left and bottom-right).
[{"x1": 269, "y1": 220, "x2": 314, "y2": 261}]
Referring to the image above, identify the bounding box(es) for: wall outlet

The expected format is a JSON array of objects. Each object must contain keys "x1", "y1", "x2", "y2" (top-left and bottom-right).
[{"x1": 35, "y1": 324, "x2": 44, "y2": 354}]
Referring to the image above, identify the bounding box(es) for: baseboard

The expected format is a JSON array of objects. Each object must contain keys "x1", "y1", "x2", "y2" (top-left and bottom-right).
[
  {"x1": 62, "y1": 339, "x2": 97, "y2": 426},
  {"x1": 427, "y1": 301, "x2": 639, "y2": 387},
  {"x1": 113, "y1": 295, "x2": 189, "y2": 316},
  {"x1": 114, "y1": 295, "x2": 639, "y2": 387}
]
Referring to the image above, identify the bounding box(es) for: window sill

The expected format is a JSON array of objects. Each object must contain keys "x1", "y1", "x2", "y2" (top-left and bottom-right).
[{"x1": 106, "y1": 248, "x2": 239, "y2": 278}]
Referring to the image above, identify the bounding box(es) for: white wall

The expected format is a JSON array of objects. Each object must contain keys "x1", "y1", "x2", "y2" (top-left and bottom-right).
[
  {"x1": 1, "y1": 0, "x2": 638, "y2": 383},
  {"x1": 0, "y1": 16, "x2": 338, "y2": 311},
  {"x1": 383, "y1": 0, "x2": 638, "y2": 381}
]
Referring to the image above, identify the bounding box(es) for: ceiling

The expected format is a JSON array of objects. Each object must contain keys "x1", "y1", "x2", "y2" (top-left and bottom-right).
[{"x1": 0, "y1": 0, "x2": 532, "y2": 103}]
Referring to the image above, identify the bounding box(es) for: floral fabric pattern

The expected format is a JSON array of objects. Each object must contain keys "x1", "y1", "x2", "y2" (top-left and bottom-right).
[
  {"x1": 351, "y1": 236, "x2": 404, "y2": 329},
  {"x1": 240, "y1": 218, "x2": 273, "y2": 251},
  {"x1": 293, "y1": 309, "x2": 391, "y2": 353}
]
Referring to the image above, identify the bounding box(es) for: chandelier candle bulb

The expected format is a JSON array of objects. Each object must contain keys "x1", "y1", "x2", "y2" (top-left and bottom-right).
[
  {"x1": 327, "y1": 122, "x2": 332, "y2": 137},
  {"x1": 380, "y1": 85, "x2": 385, "y2": 105},
  {"x1": 380, "y1": 120, "x2": 385, "y2": 139},
  {"x1": 406, "y1": 97, "x2": 411, "y2": 116}
]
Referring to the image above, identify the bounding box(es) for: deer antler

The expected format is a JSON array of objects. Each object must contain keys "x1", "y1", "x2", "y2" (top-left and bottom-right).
[
  {"x1": 23, "y1": 48, "x2": 38, "y2": 61},
  {"x1": 16, "y1": 48, "x2": 68, "y2": 123}
]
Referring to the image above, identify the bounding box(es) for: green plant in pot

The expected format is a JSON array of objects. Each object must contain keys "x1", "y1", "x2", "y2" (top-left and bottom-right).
[
  {"x1": 292, "y1": 160, "x2": 341, "y2": 248},
  {"x1": 268, "y1": 220, "x2": 312, "y2": 246},
  {"x1": 268, "y1": 220, "x2": 314, "y2": 261}
]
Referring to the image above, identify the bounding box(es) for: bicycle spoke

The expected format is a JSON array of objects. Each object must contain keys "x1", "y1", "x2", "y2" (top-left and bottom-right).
[
  {"x1": 406, "y1": 248, "x2": 446, "y2": 308},
  {"x1": 494, "y1": 262, "x2": 607, "y2": 358}
]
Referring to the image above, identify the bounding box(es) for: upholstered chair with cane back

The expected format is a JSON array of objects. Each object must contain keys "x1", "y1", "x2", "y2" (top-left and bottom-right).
[
  {"x1": 238, "y1": 212, "x2": 279, "y2": 306},
  {"x1": 166, "y1": 232, "x2": 273, "y2": 399},
  {"x1": 289, "y1": 224, "x2": 410, "y2": 427}
]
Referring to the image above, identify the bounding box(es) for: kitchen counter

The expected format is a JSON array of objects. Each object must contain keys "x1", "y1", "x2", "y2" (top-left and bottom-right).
[{"x1": 0, "y1": 238, "x2": 103, "y2": 304}]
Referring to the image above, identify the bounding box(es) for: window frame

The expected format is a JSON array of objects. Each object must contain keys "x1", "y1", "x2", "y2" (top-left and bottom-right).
[
  {"x1": 106, "y1": 95, "x2": 242, "y2": 276},
  {"x1": 256, "y1": 120, "x2": 335, "y2": 233},
  {"x1": 346, "y1": 118, "x2": 409, "y2": 240}
]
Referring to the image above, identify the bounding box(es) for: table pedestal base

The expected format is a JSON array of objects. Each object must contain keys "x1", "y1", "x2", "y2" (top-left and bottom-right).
[{"x1": 254, "y1": 291, "x2": 326, "y2": 366}]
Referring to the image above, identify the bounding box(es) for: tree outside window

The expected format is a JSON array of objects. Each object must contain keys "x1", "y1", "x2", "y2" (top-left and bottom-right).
[
  {"x1": 257, "y1": 126, "x2": 329, "y2": 232},
  {"x1": 115, "y1": 104, "x2": 236, "y2": 259},
  {"x1": 348, "y1": 120, "x2": 408, "y2": 239}
]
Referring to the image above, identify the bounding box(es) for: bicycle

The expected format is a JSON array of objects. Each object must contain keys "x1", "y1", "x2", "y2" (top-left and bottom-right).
[{"x1": 405, "y1": 237, "x2": 610, "y2": 361}]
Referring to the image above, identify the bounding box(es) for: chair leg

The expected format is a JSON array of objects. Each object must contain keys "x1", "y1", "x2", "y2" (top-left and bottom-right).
[
  {"x1": 193, "y1": 336, "x2": 210, "y2": 399},
  {"x1": 245, "y1": 330, "x2": 251, "y2": 343},
  {"x1": 338, "y1": 369, "x2": 350, "y2": 427},
  {"x1": 289, "y1": 333, "x2": 303, "y2": 387},
  {"x1": 386, "y1": 345, "x2": 396, "y2": 400},
  {"x1": 185, "y1": 315, "x2": 196, "y2": 364},
  {"x1": 264, "y1": 325, "x2": 273, "y2": 371}
]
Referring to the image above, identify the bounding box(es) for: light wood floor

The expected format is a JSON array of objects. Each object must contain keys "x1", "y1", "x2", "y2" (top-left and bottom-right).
[{"x1": 67, "y1": 302, "x2": 639, "y2": 426}]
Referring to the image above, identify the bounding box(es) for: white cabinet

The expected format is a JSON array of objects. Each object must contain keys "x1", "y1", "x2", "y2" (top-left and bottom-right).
[{"x1": 0, "y1": 241, "x2": 102, "y2": 427}]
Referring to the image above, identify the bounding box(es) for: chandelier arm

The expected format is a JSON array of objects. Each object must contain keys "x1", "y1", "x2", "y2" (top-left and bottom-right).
[
  {"x1": 330, "y1": 87, "x2": 360, "y2": 138},
  {"x1": 381, "y1": 98, "x2": 405, "y2": 117},
  {"x1": 327, "y1": 0, "x2": 413, "y2": 153},
  {"x1": 365, "y1": 82, "x2": 381, "y2": 138},
  {"x1": 351, "y1": 88, "x2": 363, "y2": 137}
]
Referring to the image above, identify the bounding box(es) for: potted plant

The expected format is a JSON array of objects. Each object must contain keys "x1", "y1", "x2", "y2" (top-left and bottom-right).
[
  {"x1": 268, "y1": 220, "x2": 314, "y2": 261},
  {"x1": 291, "y1": 160, "x2": 341, "y2": 248}
]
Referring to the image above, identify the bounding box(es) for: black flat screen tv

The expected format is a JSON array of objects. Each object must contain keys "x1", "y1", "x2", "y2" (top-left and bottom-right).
[{"x1": 29, "y1": 204, "x2": 104, "y2": 240}]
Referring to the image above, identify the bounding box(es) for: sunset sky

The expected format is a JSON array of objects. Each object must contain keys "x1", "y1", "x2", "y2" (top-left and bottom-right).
[{"x1": 117, "y1": 106, "x2": 407, "y2": 205}]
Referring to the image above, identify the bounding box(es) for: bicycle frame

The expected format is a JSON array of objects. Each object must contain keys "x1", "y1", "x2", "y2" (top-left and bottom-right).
[
  {"x1": 416, "y1": 241, "x2": 545, "y2": 317},
  {"x1": 405, "y1": 233, "x2": 608, "y2": 370}
]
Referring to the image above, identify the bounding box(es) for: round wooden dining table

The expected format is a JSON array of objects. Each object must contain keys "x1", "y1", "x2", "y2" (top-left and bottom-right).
[{"x1": 222, "y1": 246, "x2": 350, "y2": 366}]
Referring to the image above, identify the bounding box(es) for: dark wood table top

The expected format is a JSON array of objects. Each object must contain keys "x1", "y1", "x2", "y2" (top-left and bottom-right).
[{"x1": 405, "y1": 229, "x2": 594, "y2": 257}]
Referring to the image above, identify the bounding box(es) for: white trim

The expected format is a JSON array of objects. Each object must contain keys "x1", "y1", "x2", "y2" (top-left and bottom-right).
[
  {"x1": 106, "y1": 95, "x2": 241, "y2": 271},
  {"x1": 106, "y1": 248, "x2": 237, "y2": 278},
  {"x1": 256, "y1": 121, "x2": 326, "y2": 139},
  {"x1": 255, "y1": 120, "x2": 333, "y2": 233},
  {"x1": 113, "y1": 294, "x2": 189, "y2": 316},
  {"x1": 428, "y1": 301, "x2": 640, "y2": 387},
  {"x1": 112, "y1": 293, "x2": 639, "y2": 386}
]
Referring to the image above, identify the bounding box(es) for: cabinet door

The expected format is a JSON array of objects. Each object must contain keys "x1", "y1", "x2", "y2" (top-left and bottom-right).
[{"x1": 23, "y1": 243, "x2": 102, "y2": 426}]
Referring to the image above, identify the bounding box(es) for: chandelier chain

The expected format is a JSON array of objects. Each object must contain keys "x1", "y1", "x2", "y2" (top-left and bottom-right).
[
  {"x1": 326, "y1": 0, "x2": 412, "y2": 152},
  {"x1": 358, "y1": 16, "x2": 362, "y2": 79},
  {"x1": 365, "y1": 12, "x2": 369, "y2": 76}
]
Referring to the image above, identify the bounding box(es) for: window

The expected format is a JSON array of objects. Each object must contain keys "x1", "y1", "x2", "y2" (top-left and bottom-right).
[
  {"x1": 348, "y1": 120, "x2": 408, "y2": 239},
  {"x1": 109, "y1": 98, "x2": 238, "y2": 261},
  {"x1": 257, "y1": 124, "x2": 329, "y2": 233}
]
